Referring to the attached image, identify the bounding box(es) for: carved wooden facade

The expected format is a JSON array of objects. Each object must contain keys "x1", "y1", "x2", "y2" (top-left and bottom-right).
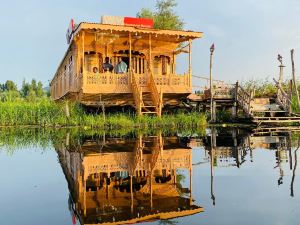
[{"x1": 50, "y1": 22, "x2": 202, "y2": 116}]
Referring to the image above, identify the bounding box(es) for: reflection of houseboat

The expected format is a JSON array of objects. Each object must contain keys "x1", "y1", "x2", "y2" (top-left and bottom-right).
[
  {"x1": 50, "y1": 16, "x2": 202, "y2": 116},
  {"x1": 55, "y1": 134, "x2": 203, "y2": 224},
  {"x1": 204, "y1": 127, "x2": 293, "y2": 168}
]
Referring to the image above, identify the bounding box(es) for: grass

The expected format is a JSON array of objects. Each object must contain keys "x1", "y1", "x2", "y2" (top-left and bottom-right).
[{"x1": 0, "y1": 99, "x2": 207, "y2": 129}]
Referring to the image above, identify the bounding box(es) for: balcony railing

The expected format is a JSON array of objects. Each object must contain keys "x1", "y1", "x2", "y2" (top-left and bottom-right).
[
  {"x1": 52, "y1": 71, "x2": 191, "y2": 100},
  {"x1": 84, "y1": 72, "x2": 191, "y2": 88}
]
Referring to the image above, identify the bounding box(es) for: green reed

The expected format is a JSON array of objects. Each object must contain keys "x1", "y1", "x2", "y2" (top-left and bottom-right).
[{"x1": 0, "y1": 99, "x2": 207, "y2": 129}]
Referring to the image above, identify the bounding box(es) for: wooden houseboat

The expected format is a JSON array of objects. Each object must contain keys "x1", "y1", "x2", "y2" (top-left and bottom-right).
[{"x1": 50, "y1": 16, "x2": 202, "y2": 116}]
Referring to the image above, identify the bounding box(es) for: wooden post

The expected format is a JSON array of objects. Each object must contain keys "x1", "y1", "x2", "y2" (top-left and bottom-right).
[
  {"x1": 188, "y1": 39, "x2": 192, "y2": 87},
  {"x1": 149, "y1": 34, "x2": 152, "y2": 72},
  {"x1": 277, "y1": 54, "x2": 284, "y2": 87},
  {"x1": 129, "y1": 33, "x2": 132, "y2": 73},
  {"x1": 210, "y1": 44, "x2": 215, "y2": 123},
  {"x1": 82, "y1": 31, "x2": 85, "y2": 88},
  {"x1": 232, "y1": 81, "x2": 239, "y2": 119},
  {"x1": 291, "y1": 49, "x2": 300, "y2": 108},
  {"x1": 65, "y1": 100, "x2": 70, "y2": 118}
]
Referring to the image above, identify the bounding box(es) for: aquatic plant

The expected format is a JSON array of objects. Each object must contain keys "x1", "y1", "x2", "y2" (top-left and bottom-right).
[{"x1": 0, "y1": 99, "x2": 207, "y2": 129}]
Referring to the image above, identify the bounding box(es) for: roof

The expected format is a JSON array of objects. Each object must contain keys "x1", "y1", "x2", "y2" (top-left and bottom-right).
[{"x1": 73, "y1": 22, "x2": 203, "y2": 40}]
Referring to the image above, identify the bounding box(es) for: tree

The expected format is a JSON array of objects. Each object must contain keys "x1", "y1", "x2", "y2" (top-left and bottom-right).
[
  {"x1": 4, "y1": 80, "x2": 18, "y2": 92},
  {"x1": 21, "y1": 79, "x2": 30, "y2": 97},
  {"x1": 137, "y1": 0, "x2": 184, "y2": 30},
  {"x1": 0, "y1": 83, "x2": 5, "y2": 92},
  {"x1": 36, "y1": 81, "x2": 44, "y2": 97},
  {"x1": 31, "y1": 79, "x2": 37, "y2": 92}
]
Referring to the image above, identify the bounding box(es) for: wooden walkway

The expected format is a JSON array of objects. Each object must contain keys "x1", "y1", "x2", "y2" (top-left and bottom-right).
[{"x1": 189, "y1": 81, "x2": 300, "y2": 125}]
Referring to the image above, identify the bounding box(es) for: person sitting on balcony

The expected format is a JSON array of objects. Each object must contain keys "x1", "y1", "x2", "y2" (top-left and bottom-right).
[
  {"x1": 115, "y1": 58, "x2": 128, "y2": 74},
  {"x1": 102, "y1": 57, "x2": 114, "y2": 72},
  {"x1": 92, "y1": 67, "x2": 98, "y2": 73}
]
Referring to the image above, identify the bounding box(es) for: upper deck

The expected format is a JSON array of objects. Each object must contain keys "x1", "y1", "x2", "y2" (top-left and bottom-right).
[{"x1": 50, "y1": 17, "x2": 203, "y2": 116}]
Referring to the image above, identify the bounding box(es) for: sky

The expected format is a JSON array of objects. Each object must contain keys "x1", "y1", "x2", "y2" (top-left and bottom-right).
[{"x1": 0, "y1": 0, "x2": 300, "y2": 88}]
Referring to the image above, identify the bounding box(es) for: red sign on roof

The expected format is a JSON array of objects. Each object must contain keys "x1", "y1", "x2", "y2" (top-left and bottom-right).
[{"x1": 124, "y1": 17, "x2": 154, "y2": 28}]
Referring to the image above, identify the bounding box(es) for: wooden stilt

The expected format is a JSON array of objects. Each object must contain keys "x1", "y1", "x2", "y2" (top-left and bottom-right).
[{"x1": 209, "y1": 44, "x2": 215, "y2": 123}]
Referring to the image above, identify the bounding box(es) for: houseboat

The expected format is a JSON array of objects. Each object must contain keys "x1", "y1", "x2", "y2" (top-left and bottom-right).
[{"x1": 50, "y1": 16, "x2": 203, "y2": 116}]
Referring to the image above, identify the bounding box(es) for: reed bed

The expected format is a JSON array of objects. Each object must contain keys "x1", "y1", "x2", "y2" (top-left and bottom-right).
[{"x1": 0, "y1": 99, "x2": 207, "y2": 129}]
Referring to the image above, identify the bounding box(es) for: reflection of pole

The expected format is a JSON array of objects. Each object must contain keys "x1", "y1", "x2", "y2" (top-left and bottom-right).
[
  {"x1": 276, "y1": 148, "x2": 284, "y2": 186},
  {"x1": 288, "y1": 132, "x2": 293, "y2": 170},
  {"x1": 84, "y1": 179, "x2": 87, "y2": 216},
  {"x1": 290, "y1": 139, "x2": 299, "y2": 197},
  {"x1": 150, "y1": 171, "x2": 153, "y2": 209},
  {"x1": 130, "y1": 175, "x2": 134, "y2": 213},
  {"x1": 210, "y1": 127, "x2": 216, "y2": 205},
  {"x1": 189, "y1": 150, "x2": 193, "y2": 206},
  {"x1": 210, "y1": 44, "x2": 215, "y2": 123}
]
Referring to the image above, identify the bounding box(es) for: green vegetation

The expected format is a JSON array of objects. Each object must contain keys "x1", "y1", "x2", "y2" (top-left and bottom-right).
[
  {"x1": 0, "y1": 79, "x2": 47, "y2": 102},
  {"x1": 0, "y1": 99, "x2": 206, "y2": 128},
  {"x1": 137, "y1": 0, "x2": 184, "y2": 30},
  {"x1": 242, "y1": 78, "x2": 278, "y2": 98},
  {"x1": 0, "y1": 79, "x2": 206, "y2": 128},
  {"x1": 242, "y1": 77, "x2": 300, "y2": 114}
]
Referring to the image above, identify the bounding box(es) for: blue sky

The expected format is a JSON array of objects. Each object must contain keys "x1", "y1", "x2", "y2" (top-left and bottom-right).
[{"x1": 0, "y1": 0, "x2": 300, "y2": 88}]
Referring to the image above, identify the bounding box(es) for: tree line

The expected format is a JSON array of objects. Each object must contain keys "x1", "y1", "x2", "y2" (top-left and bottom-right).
[{"x1": 0, "y1": 79, "x2": 49, "y2": 102}]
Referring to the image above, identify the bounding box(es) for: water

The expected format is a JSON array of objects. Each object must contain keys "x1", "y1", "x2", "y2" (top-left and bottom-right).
[{"x1": 0, "y1": 127, "x2": 299, "y2": 225}]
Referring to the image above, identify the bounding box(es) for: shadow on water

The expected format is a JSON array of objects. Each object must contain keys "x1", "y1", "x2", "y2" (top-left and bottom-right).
[{"x1": 0, "y1": 126, "x2": 299, "y2": 224}]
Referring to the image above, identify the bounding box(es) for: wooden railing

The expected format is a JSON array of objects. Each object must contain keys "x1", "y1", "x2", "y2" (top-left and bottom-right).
[
  {"x1": 236, "y1": 83, "x2": 253, "y2": 116},
  {"x1": 84, "y1": 72, "x2": 189, "y2": 87},
  {"x1": 130, "y1": 69, "x2": 143, "y2": 116},
  {"x1": 204, "y1": 84, "x2": 235, "y2": 99},
  {"x1": 147, "y1": 69, "x2": 163, "y2": 116},
  {"x1": 273, "y1": 79, "x2": 291, "y2": 114},
  {"x1": 86, "y1": 72, "x2": 129, "y2": 86}
]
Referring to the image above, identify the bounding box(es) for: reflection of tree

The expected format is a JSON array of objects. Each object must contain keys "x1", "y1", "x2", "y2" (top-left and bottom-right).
[
  {"x1": 176, "y1": 172, "x2": 186, "y2": 196},
  {"x1": 176, "y1": 173, "x2": 186, "y2": 186},
  {"x1": 159, "y1": 219, "x2": 178, "y2": 225},
  {"x1": 290, "y1": 138, "x2": 299, "y2": 197}
]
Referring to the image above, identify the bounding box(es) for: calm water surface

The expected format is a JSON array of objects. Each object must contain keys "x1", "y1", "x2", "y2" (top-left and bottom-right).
[{"x1": 0, "y1": 128, "x2": 299, "y2": 225}]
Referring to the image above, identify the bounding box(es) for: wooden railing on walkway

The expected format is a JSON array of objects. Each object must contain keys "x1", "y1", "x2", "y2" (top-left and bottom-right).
[
  {"x1": 273, "y1": 78, "x2": 291, "y2": 114},
  {"x1": 236, "y1": 82, "x2": 253, "y2": 117}
]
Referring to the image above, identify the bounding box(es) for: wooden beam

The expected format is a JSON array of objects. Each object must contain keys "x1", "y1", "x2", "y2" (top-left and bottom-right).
[
  {"x1": 189, "y1": 39, "x2": 192, "y2": 87},
  {"x1": 129, "y1": 33, "x2": 132, "y2": 72},
  {"x1": 82, "y1": 31, "x2": 85, "y2": 88},
  {"x1": 209, "y1": 44, "x2": 215, "y2": 123},
  {"x1": 149, "y1": 34, "x2": 152, "y2": 71}
]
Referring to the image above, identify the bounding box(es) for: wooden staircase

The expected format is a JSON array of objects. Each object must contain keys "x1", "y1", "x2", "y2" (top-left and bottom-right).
[
  {"x1": 236, "y1": 82, "x2": 300, "y2": 125},
  {"x1": 131, "y1": 69, "x2": 163, "y2": 116}
]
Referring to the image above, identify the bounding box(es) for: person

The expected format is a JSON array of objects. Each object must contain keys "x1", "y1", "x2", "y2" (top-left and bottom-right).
[
  {"x1": 114, "y1": 58, "x2": 128, "y2": 74},
  {"x1": 92, "y1": 67, "x2": 98, "y2": 73},
  {"x1": 102, "y1": 57, "x2": 114, "y2": 72}
]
